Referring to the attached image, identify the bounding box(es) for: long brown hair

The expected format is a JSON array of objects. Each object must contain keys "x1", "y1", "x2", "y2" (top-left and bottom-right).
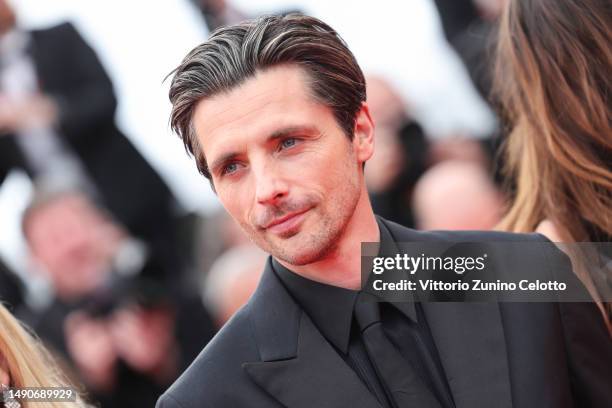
[
  {"x1": 0, "y1": 304, "x2": 90, "y2": 408},
  {"x1": 495, "y1": 0, "x2": 611, "y2": 242},
  {"x1": 495, "y1": 0, "x2": 612, "y2": 328}
]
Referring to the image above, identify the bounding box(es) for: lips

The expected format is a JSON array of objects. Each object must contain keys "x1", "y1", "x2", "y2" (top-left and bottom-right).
[{"x1": 263, "y1": 208, "x2": 310, "y2": 230}]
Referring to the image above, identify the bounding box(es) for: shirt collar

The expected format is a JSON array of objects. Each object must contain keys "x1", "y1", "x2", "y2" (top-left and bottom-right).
[
  {"x1": 272, "y1": 217, "x2": 416, "y2": 354},
  {"x1": 374, "y1": 217, "x2": 417, "y2": 322}
]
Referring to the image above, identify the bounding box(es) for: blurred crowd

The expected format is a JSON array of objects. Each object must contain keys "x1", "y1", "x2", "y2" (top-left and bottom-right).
[{"x1": 0, "y1": 0, "x2": 609, "y2": 406}]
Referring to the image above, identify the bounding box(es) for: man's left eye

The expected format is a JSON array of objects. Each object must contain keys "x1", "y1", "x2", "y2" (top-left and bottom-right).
[{"x1": 280, "y1": 138, "x2": 297, "y2": 149}]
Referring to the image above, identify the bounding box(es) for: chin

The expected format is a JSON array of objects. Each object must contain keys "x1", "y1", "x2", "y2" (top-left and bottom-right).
[
  {"x1": 277, "y1": 250, "x2": 318, "y2": 266},
  {"x1": 270, "y1": 235, "x2": 336, "y2": 266},
  {"x1": 275, "y1": 252, "x2": 318, "y2": 267}
]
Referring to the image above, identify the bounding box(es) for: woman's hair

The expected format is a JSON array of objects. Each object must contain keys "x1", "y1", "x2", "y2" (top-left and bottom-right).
[
  {"x1": 494, "y1": 0, "x2": 611, "y2": 242},
  {"x1": 0, "y1": 304, "x2": 90, "y2": 408},
  {"x1": 494, "y1": 0, "x2": 611, "y2": 328}
]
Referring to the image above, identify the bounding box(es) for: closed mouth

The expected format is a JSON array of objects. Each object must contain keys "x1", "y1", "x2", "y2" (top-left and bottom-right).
[{"x1": 263, "y1": 208, "x2": 310, "y2": 230}]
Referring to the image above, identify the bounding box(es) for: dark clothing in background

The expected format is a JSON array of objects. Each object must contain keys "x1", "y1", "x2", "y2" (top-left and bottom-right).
[
  {"x1": 432, "y1": 0, "x2": 479, "y2": 41},
  {"x1": 448, "y1": 17, "x2": 507, "y2": 186},
  {"x1": 27, "y1": 299, "x2": 168, "y2": 408},
  {"x1": 452, "y1": 21, "x2": 497, "y2": 104},
  {"x1": 0, "y1": 257, "x2": 25, "y2": 310},
  {"x1": 157, "y1": 217, "x2": 612, "y2": 408},
  {"x1": 0, "y1": 22, "x2": 177, "y2": 252},
  {"x1": 370, "y1": 121, "x2": 429, "y2": 228},
  {"x1": 27, "y1": 282, "x2": 216, "y2": 408}
]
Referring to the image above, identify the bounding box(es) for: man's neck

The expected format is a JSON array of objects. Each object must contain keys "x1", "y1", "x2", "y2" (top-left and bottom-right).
[{"x1": 277, "y1": 187, "x2": 379, "y2": 290}]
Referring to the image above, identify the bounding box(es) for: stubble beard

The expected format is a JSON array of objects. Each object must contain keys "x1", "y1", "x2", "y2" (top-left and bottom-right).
[{"x1": 248, "y1": 174, "x2": 361, "y2": 267}]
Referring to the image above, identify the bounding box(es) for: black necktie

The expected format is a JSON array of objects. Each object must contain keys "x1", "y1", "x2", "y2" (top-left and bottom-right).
[{"x1": 354, "y1": 294, "x2": 442, "y2": 408}]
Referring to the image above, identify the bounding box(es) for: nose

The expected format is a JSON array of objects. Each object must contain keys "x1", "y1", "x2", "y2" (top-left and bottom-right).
[{"x1": 254, "y1": 163, "x2": 288, "y2": 205}]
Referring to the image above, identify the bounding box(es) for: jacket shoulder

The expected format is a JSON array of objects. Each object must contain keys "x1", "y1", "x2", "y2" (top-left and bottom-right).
[
  {"x1": 381, "y1": 217, "x2": 548, "y2": 243},
  {"x1": 157, "y1": 304, "x2": 266, "y2": 407}
]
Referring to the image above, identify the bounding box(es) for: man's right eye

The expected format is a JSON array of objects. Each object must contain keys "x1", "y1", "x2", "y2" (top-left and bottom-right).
[{"x1": 222, "y1": 162, "x2": 239, "y2": 175}]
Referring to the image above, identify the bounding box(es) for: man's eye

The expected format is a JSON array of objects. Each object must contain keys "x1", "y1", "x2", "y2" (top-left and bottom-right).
[
  {"x1": 222, "y1": 162, "x2": 239, "y2": 175},
  {"x1": 280, "y1": 138, "x2": 297, "y2": 150}
]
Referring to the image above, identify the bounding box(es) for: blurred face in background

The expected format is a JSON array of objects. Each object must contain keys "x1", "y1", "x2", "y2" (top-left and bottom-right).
[
  {"x1": 193, "y1": 65, "x2": 374, "y2": 266},
  {"x1": 412, "y1": 161, "x2": 503, "y2": 231},
  {"x1": 364, "y1": 76, "x2": 406, "y2": 193},
  {"x1": 25, "y1": 193, "x2": 125, "y2": 299},
  {"x1": 0, "y1": 0, "x2": 15, "y2": 35}
]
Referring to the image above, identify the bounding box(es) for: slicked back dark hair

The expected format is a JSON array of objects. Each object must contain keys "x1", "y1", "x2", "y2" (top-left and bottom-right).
[{"x1": 168, "y1": 13, "x2": 366, "y2": 180}]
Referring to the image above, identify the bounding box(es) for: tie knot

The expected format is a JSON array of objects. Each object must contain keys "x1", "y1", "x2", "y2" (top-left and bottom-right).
[{"x1": 354, "y1": 293, "x2": 382, "y2": 331}]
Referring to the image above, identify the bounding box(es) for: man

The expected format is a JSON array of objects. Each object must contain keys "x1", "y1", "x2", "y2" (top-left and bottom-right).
[
  {"x1": 0, "y1": 0, "x2": 177, "y2": 248},
  {"x1": 158, "y1": 14, "x2": 611, "y2": 408},
  {"x1": 21, "y1": 190, "x2": 215, "y2": 408}
]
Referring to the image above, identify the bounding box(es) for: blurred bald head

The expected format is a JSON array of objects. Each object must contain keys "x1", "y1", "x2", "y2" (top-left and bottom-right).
[
  {"x1": 412, "y1": 161, "x2": 503, "y2": 231},
  {"x1": 203, "y1": 245, "x2": 267, "y2": 326}
]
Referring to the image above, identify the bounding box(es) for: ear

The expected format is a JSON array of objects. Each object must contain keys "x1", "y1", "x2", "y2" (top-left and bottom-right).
[{"x1": 352, "y1": 102, "x2": 375, "y2": 164}]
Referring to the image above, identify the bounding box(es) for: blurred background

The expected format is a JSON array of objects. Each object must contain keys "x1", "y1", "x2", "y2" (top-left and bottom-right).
[{"x1": 0, "y1": 0, "x2": 509, "y2": 406}]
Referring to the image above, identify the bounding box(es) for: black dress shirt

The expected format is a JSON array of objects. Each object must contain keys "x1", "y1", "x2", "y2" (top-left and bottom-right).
[{"x1": 272, "y1": 219, "x2": 455, "y2": 408}]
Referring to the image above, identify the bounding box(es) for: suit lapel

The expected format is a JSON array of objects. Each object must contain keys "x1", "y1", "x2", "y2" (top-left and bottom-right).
[
  {"x1": 421, "y1": 303, "x2": 513, "y2": 408},
  {"x1": 381, "y1": 219, "x2": 514, "y2": 408},
  {"x1": 243, "y1": 259, "x2": 381, "y2": 408},
  {"x1": 244, "y1": 313, "x2": 382, "y2": 408}
]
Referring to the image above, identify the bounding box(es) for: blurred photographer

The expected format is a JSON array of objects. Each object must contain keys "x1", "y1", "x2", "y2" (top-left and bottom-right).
[
  {"x1": 21, "y1": 190, "x2": 214, "y2": 408},
  {"x1": 0, "y1": 0, "x2": 183, "y2": 281}
]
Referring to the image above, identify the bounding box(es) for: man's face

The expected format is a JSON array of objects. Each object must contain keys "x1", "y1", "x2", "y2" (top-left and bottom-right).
[
  {"x1": 26, "y1": 194, "x2": 124, "y2": 298},
  {"x1": 193, "y1": 65, "x2": 373, "y2": 265}
]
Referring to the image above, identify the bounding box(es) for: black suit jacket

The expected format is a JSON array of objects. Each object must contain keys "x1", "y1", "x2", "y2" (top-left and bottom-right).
[
  {"x1": 157, "y1": 218, "x2": 612, "y2": 408},
  {"x1": 0, "y1": 22, "x2": 175, "y2": 240}
]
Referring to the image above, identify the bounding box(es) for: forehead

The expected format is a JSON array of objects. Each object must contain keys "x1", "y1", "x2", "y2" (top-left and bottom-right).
[
  {"x1": 192, "y1": 65, "x2": 332, "y2": 157},
  {"x1": 28, "y1": 195, "x2": 100, "y2": 232}
]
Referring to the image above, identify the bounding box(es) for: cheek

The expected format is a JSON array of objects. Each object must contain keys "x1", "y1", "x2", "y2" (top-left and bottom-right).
[
  {"x1": 218, "y1": 183, "x2": 255, "y2": 226},
  {"x1": 308, "y1": 146, "x2": 355, "y2": 188},
  {"x1": 286, "y1": 147, "x2": 335, "y2": 183}
]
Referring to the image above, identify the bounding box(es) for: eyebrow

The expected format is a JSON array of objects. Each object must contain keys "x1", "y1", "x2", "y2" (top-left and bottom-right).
[
  {"x1": 268, "y1": 125, "x2": 318, "y2": 141},
  {"x1": 210, "y1": 125, "x2": 319, "y2": 176}
]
